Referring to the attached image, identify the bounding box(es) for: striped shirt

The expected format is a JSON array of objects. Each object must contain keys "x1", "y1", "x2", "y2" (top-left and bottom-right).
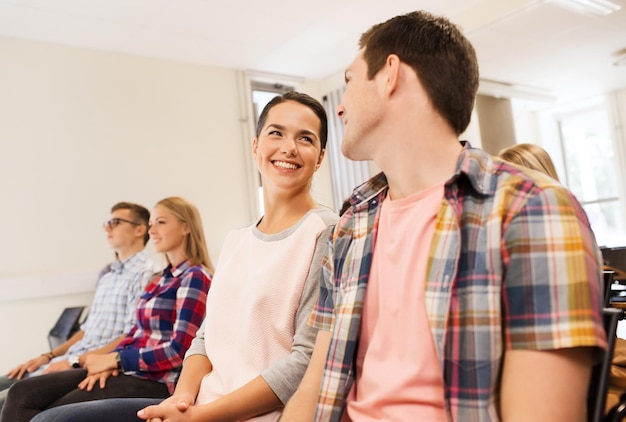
[
  {"x1": 311, "y1": 145, "x2": 607, "y2": 421},
  {"x1": 116, "y1": 260, "x2": 211, "y2": 393}
]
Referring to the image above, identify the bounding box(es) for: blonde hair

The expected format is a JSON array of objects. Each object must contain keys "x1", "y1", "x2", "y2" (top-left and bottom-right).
[
  {"x1": 498, "y1": 143, "x2": 560, "y2": 182},
  {"x1": 155, "y1": 197, "x2": 214, "y2": 273}
]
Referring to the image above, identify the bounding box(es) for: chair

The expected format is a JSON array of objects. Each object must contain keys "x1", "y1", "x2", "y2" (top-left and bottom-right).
[
  {"x1": 602, "y1": 248, "x2": 626, "y2": 278},
  {"x1": 588, "y1": 307, "x2": 623, "y2": 422},
  {"x1": 605, "y1": 271, "x2": 616, "y2": 307},
  {"x1": 606, "y1": 394, "x2": 626, "y2": 421},
  {"x1": 48, "y1": 306, "x2": 86, "y2": 350}
]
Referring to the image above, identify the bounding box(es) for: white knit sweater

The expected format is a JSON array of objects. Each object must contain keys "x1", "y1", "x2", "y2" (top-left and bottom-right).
[{"x1": 192, "y1": 207, "x2": 338, "y2": 421}]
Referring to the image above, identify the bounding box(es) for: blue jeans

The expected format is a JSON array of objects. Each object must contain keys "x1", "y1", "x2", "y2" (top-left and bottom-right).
[
  {"x1": 0, "y1": 375, "x2": 18, "y2": 391},
  {"x1": 30, "y1": 398, "x2": 162, "y2": 422}
]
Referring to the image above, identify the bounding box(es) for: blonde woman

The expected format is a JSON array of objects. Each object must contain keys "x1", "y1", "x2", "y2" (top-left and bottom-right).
[
  {"x1": 498, "y1": 143, "x2": 560, "y2": 181},
  {"x1": 2, "y1": 197, "x2": 213, "y2": 422}
]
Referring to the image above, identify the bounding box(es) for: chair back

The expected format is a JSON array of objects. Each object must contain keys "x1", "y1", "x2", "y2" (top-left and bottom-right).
[
  {"x1": 605, "y1": 270, "x2": 616, "y2": 307},
  {"x1": 588, "y1": 307, "x2": 623, "y2": 422},
  {"x1": 48, "y1": 306, "x2": 86, "y2": 350}
]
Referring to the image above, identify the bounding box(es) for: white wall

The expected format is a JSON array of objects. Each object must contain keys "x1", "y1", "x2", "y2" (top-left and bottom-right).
[
  {"x1": 0, "y1": 292, "x2": 95, "y2": 374},
  {"x1": 0, "y1": 37, "x2": 335, "y2": 371},
  {"x1": 0, "y1": 37, "x2": 251, "y2": 277}
]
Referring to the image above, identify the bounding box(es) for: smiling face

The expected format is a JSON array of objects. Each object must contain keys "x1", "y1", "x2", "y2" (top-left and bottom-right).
[
  {"x1": 253, "y1": 100, "x2": 325, "y2": 195},
  {"x1": 148, "y1": 205, "x2": 189, "y2": 263}
]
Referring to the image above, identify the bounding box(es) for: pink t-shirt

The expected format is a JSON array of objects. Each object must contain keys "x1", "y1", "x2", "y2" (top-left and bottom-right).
[{"x1": 346, "y1": 183, "x2": 447, "y2": 421}]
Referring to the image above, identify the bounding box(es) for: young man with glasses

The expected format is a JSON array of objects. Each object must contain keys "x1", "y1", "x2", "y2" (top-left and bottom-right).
[{"x1": 0, "y1": 202, "x2": 157, "y2": 411}]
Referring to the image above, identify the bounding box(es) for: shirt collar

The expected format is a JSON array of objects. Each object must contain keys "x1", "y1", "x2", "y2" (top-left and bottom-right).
[
  {"x1": 348, "y1": 172, "x2": 389, "y2": 211},
  {"x1": 448, "y1": 141, "x2": 495, "y2": 197},
  {"x1": 110, "y1": 259, "x2": 123, "y2": 272},
  {"x1": 347, "y1": 141, "x2": 495, "y2": 209},
  {"x1": 110, "y1": 250, "x2": 146, "y2": 273},
  {"x1": 164, "y1": 259, "x2": 191, "y2": 278}
]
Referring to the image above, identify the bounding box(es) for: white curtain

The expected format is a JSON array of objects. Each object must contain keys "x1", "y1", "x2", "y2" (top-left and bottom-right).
[{"x1": 323, "y1": 88, "x2": 371, "y2": 212}]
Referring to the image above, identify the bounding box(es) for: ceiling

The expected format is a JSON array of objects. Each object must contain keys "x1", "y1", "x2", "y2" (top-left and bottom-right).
[{"x1": 1, "y1": 0, "x2": 625, "y2": 105}]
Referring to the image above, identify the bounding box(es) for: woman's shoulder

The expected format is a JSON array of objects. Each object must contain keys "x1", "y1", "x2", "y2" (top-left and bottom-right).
[
  {"x1": 182, "y1": 263, "x2": 212, "y2": 281},
  {"x1": 309, "y1": 205, "x2": 340, "y2": 227}
]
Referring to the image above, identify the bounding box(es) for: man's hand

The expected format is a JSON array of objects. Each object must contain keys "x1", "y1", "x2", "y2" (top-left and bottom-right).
[
  {"x1": 42, "y1": 359, "x2": 72, "y2": 374},
  {"x1": 137, "y1": 392, "x2": 196, "y2": 422},
  {"x1": 7, "y1": 355, "x2": 48, "y2": 380},
  {"x1": 77, "y1": 369, "x2": 119, "y2": 391}
]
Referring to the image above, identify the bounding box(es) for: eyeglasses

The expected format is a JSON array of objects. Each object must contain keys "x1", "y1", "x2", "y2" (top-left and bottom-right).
[{"x1": 103, "y1": 218, "x2": 141, "y2": 230}]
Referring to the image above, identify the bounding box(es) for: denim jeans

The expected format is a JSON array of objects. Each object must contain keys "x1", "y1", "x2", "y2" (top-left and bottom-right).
[
  {"x1": 30, "y1": 398, "x2": 162, "y2": 422},
  {"x1": 0, "y1": 375, "x2": 18, "y2": 391},
  {"x1": 0, "y1": 370, "x2": 168, "y2": 422}
]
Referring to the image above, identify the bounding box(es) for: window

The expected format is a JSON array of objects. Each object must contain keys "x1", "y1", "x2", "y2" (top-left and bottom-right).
[
  {"x1": 250, "y1": 81, "x2": 295, "y2": 216},
  {"x1": 512, "y1": 97, "x2": 626, "y2": 248},
  {"x1": 558, "y1": 106, "x2": 626, "y2": 247},
  {"x1": 322, "y1": 87, "x2": 371, "y2": 212}
]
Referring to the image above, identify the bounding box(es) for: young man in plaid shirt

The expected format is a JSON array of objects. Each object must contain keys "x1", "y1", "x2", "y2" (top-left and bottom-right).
[{"x1": 283, "y1": 10, "x2": 606, "y2": 422}]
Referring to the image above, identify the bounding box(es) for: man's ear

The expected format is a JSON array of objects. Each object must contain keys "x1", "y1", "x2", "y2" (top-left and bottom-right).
[
  {"x1": 384, "y1": 54, "x2": 402, "y2": 96},
  {"x1": 135, "y1": 224, "x2": 147, "y2": 239}
]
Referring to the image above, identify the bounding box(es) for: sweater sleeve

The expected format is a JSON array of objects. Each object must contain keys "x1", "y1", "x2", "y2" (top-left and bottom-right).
[
  {"x1": 260, "y1": 224, "x2": 333, "y2": 404},
  {"x1": 119, "y1": 268, "x2": 210, "y2": 373},
  {"x1": 185, "y1": 320, "x2": 208, "y2": 360}
]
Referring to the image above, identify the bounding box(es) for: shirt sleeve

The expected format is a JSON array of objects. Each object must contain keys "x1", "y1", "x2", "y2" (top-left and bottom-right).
[
  {"x1": 260, "y1": 225, "x2": 333, "y2": 404},
  {"x1": 502, "y1": 185, "x2": 607, "y2": 352},
  {"x1": 309, "y1": 228, "x2": 336, "y2": 332},
  {"x1": 119, "y1": 268, "x2": 210, "y2": 372},
  {"x1": 184, "y1": 320, "x2": 208, "y2": 359}
]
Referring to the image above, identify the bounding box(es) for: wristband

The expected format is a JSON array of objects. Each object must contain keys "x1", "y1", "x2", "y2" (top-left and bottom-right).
[
  {"x1": 40, "y1": 352, "x2": 55, "y2": 361},
  {"x1": 115, "y1": 352, "x2": 123, "y2": 371}
]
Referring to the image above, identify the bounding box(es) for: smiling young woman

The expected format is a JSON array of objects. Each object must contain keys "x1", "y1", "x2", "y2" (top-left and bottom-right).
[{"x1": 28, "y1": 92, "x2": 339, "y2": 422}]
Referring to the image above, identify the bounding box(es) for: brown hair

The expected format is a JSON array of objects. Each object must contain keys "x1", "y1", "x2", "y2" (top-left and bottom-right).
[
  {"x1": 154, "y1": 197, "x2": 214, "y2": 273},
  {"x1": 255, "y1": 91, "x2": 328, "y2": 150},
  {"x1": 359, "y1": 11, "x2": 479, "y2": 135},
  {"x1": 498, "y1": 143, "x2": 560, "y2": 182},
  {"x1": 111, "y1": 202, "x2": 150, "y2": 245}
]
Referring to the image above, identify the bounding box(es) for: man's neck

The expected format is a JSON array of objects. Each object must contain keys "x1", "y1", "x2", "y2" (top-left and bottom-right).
[
  {"x1": 379, "y1": 134, "x2": 463, "y2": 201},
  {"x1": 369, "y1": 92, "x2": 463, "y2": 200},
  {"x1": 116, "y1": 244, "x2": 144, "y2": 262}
]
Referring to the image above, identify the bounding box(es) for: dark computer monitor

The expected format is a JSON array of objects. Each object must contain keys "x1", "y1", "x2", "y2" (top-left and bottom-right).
[{"x1": 601, "y1": 247, "x2": 626, "y2": 271}]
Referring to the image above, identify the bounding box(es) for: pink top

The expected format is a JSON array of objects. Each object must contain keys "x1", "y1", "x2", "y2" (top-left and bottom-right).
[
  {"x1": 196, "y1": 210, "x2": 334, "y2": 421},
  {"x1": 346, "y1": 183, "x2": 447, "y2": 421}
]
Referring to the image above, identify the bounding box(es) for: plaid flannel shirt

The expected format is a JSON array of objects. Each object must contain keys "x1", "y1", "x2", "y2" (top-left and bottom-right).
[
  {"x1": 116, "y1": 260, "x2": 211, "y2": 393},
  {"x1": 311, "y1": 145, "x2": 607, "y2": 421}
]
